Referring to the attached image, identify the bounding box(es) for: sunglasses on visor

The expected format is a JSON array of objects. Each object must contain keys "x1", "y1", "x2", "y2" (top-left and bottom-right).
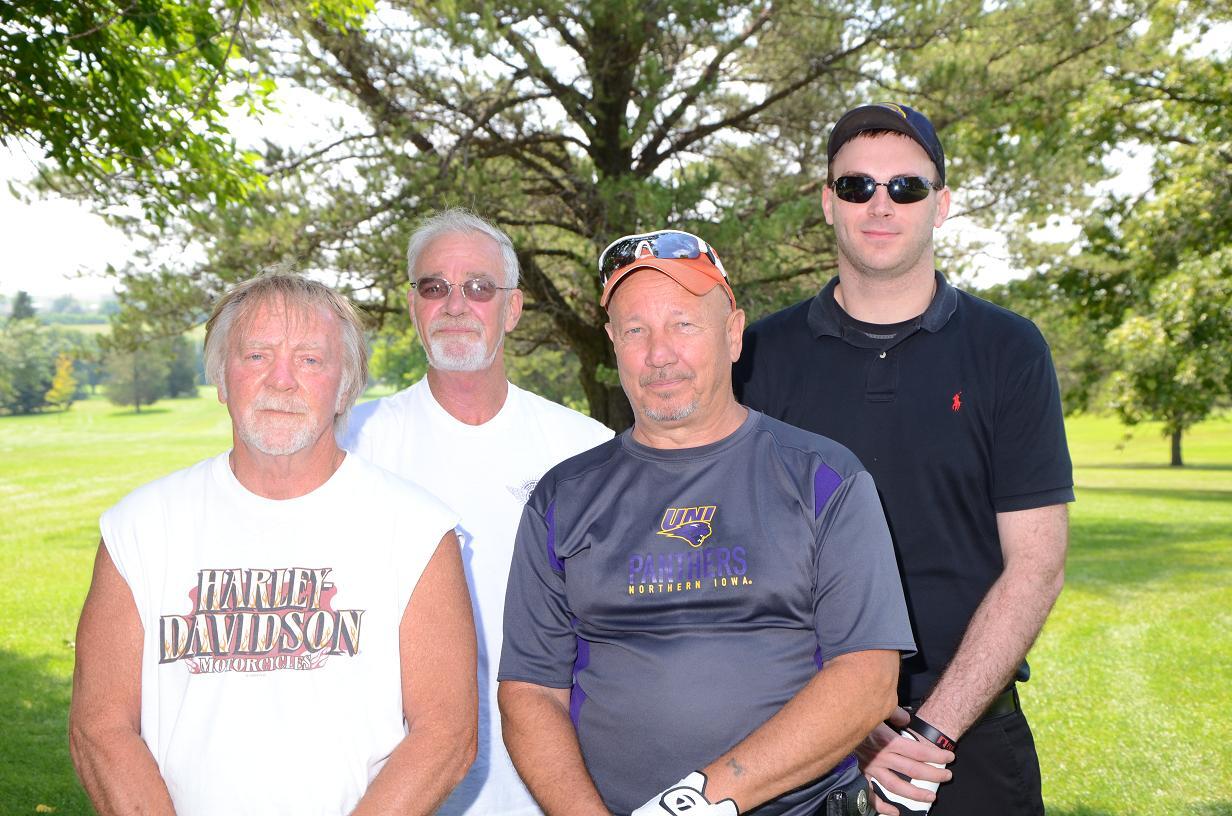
[
  {"x1": 829, "y1": 175, "x2": 941, "y2": 204},
  {"x1": 410, "y1": 276, "x2": 514, "y2": 302},
  {"x1": 598, "y1": 230, "x2": 727, "y2": 284}
]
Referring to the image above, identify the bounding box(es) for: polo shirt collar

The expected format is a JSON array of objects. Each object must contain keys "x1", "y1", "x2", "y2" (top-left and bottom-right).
[{"x1": 807, "y1": 270, "x2": 957, "y2": 339}]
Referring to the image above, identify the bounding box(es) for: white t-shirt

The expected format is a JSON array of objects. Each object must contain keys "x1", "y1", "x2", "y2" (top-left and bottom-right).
[
  {"x1": 100, "y1": 452, "x2": 457, "y2": 816},
  {"x1": 342, "y1": 379, "x2": 613, "y2": 816}
]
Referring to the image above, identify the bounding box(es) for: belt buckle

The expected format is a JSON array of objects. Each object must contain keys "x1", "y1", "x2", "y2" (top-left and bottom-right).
[{"x1": 824, "y1": 776, "x2": 870, "y2": 816}]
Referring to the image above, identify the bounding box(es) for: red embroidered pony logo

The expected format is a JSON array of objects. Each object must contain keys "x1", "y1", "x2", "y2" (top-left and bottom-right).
[{"x1": 951, "y1": 391, "x2": 963, "y2": 412}]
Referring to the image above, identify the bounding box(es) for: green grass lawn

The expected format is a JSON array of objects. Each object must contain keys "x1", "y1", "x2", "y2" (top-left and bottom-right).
[
  {"x1": 0, "y1": 390, "x2": 231, "y2": 815},
  {"x1": 1030, "y1": 414, "x2": 1232, "y2": 816},
  {"x1": 0, "y1": 396, "x2": 1228, "y2": 814}
]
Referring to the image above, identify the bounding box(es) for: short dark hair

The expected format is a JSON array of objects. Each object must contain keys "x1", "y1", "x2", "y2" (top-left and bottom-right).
[{"x1": 825, "y1": 128, "x2": 924, "y2": 185}]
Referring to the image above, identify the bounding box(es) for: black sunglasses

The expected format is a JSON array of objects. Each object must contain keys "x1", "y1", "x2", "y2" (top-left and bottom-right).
[
  {"x1": 830, "y1": 175, "x2": 940, "y2": 204},
  {"x1": 598, "y1": 229, "x2": 726, "y2": 285},
  {"x1": 410, "y1": 276, "x2": 514, "y2": 302}
]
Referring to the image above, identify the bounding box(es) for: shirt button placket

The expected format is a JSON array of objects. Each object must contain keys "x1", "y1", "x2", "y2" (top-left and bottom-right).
[{"x1": 866, "y1": 347, "x2": 898, "y2": 402}]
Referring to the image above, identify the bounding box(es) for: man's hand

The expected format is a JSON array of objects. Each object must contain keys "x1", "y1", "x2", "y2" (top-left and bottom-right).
[
  {"x1": 631, "y1": 771, "x2": 739, "y2": 816},
  {"x1": 857, "y1": 708, "x2": 953, "y2": 815}
]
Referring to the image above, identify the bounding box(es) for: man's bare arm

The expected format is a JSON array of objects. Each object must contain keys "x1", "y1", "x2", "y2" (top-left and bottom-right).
[
  {"x1": 697, "y1": 649, "x2": 899, "y2": 812},
  {"x1": 69, "y1": 541, "x2": 176, "y2": 815},
  {"x1": 858, "y1": 505, "x2": 1067, "y2": 813},
  {"x1": 498, "y1": 680, "x2": 610, "y2": 816},
  {"x1": 916, "y1": 503, "x2": 1068, "y2": 738},
  {"x1": 353, "y1": 531, "x2": 478, "y2": 816}
]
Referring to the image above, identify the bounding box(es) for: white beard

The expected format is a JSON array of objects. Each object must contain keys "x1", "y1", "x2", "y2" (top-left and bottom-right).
[
  {"x1": 236, "y1": 395, "x2": 326, "y2": 456},
  {"x1": 415, "y1": 310, "x2": 504, "y2": 373}
]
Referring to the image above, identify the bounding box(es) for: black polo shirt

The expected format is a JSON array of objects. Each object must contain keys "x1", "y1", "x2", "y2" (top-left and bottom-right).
[{"x1": 733, "y1": 272, "x2": 1073, "y2": 704}]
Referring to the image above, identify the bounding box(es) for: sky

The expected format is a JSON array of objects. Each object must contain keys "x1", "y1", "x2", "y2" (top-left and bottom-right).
[
  {"x1": 0, "y1": 148, "x2": 139, "y2": 304},
  {"x1": 0, "y1": 83, "x2": 347, "y2": 305}
]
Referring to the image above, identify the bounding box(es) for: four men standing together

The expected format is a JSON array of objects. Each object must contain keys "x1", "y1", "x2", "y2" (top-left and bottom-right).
[{"x1": 71, "y1": 103, "x2": 1072, "y2": 816}]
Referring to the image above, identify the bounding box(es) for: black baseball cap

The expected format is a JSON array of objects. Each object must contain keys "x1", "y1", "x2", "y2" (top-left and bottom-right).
[{"x1": 827, "y1": 103, "x2": 946, "y2": 186}]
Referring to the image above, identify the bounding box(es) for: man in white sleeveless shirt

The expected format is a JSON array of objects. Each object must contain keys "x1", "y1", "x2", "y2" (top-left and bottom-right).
[
  {"x1": 343, "y1": 209, "x2": 613, "y2": 816},
  {"x1": 70, "y1": 272, "x2": 478, "y2": 816}
]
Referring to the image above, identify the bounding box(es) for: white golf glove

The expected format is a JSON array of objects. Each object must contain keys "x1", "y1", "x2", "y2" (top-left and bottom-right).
[
  {"x1": 630, "y1": 771, "x2": 739, "y2": 816},
  {"x1": 867, "y1": 730, "x2": 946, "y2": 815}
]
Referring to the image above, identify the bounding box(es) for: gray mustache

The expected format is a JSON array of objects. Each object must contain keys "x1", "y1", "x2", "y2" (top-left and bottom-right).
[
  {"x1": 251, "y1": 398, "x2": 309, "y2": 414},
  {"x1": 430, "y1": 317, "x2": 484, "y2": 333},
  {"x1": 639, "y1": 370, "x2": 694, "y2": 387}
]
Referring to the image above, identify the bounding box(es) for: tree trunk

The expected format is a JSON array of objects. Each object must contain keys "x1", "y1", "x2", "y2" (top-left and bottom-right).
[
  {"x1": 576, "y1": 344, "x2": 633, "y2": 432},
  {"x1": 601, "y1": 382, "x2": 634, "y2": 433},
  {"x1": 1171, "y1": 428, "x2": 1183, "y2": 467}
]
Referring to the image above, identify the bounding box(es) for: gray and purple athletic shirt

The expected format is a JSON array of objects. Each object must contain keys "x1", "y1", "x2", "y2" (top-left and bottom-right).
[{"x1": 498, "y1": 410, "x2": 916, "y2": 815}]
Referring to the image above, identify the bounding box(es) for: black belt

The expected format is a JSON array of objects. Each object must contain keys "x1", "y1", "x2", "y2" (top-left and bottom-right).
[
  {"x1": 981, "y1": 684, "x2": 1021, "y2": 721},
  {"x1": 819, "y1": 772, "x2": 871, "y2": 816},
  {"x1": 907, "y1": 684, "x2": 1020, "y2": 725},
  {"x1": 902, "y1": 685, "x2": 1021, "y2": 750}
]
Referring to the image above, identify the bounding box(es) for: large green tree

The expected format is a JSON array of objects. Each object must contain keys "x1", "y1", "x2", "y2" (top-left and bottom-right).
[
  {"x1": 0, "y1": 0, "x2": 278, "y2": 221},
  {"x1": 99, "y1": 270, "x2": 205, "y2": 409},
  {"x1": 104, "y1": 0, "x2": 1160, "y2": 428},
  {"x1": 1104, "y1": 249, "x2": 1232, "y2": 466},
  {"x1": 104, "y1": 346, "x2": 171, "y2": 412},
  {"x1": 996, "y1": 0, "x2": 1231, "y2": 460}
]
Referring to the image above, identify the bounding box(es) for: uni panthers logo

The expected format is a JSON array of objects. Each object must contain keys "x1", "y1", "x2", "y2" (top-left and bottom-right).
[{"x1": 657, "y1": 506, "x2": 716, "y2": 548}]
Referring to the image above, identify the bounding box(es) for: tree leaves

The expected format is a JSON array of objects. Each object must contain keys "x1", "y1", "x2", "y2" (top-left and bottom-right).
[
  {"x1": 1104, "y1": 248, "x2": 1232, "y2": 463},
  {"x1": 1, "y1": 0, "x2": 270, "y2": 223},
  {"x1": 26, "y1": 0, "x2": 1191, "y2": 428}
]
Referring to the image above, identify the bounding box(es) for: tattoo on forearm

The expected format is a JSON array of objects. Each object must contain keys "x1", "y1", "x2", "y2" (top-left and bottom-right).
[{"x1": 726, "y1": 757, "x2": 745, "y2": 777}]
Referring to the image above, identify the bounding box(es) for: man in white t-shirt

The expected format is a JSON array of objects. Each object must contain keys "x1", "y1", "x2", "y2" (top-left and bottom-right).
[
  {"x1": 70, "y1": 272, "x2": 478, "y2": 816},
  {"x1": 343, "y1": 209, "x2": 613, "y2": 816}
]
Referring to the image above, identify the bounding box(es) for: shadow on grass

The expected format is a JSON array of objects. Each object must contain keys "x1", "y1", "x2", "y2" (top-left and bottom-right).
[
  {"x1": 108, "y1": 407, "x2": 173, "y2": 417},
  {"x1": 0, "y1": 649, "x2": 91, "y2": 813},
  {"x1": 1077, "y1": 485, "x2": 1232, "y2": 503},
  {"x1": 1048, "y1": 807, "x2": 1232, "y2": 816},
  {"x1": 1067, "y1": 512, "x2": 1231, "y2": 591},
  {"x1": 1078, "y1": 462, "x2": 1232, "y2": 472}
]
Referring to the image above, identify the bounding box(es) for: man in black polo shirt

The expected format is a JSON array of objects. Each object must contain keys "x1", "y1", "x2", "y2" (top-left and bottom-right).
[{"x1": 733, "y1": 103, "x2": 1073, "y2": 816}]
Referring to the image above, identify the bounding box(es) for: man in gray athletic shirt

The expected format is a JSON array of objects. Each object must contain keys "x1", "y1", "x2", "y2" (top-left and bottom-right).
[{"x1": 498, "y1": 230, "x2": 917, "y2": 816}]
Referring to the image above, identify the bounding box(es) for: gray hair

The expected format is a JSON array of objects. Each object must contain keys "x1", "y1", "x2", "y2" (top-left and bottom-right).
[
  {"x1": 406, "y1": 208, "x2": 520, "y2": 287},
  {"x1": 203, "y1": 271, "x2": 369, "y2": 428}
]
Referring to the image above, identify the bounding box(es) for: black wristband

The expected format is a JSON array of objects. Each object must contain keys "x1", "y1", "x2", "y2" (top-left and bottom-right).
[{"x1": 907, "y1": 714, "x2": 957, "y2": 752}]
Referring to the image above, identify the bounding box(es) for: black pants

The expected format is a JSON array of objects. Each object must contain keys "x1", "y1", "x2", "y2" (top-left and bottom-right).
[{"x1": 930, "y1": 708, "x2": 1043, "y2": 816}]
